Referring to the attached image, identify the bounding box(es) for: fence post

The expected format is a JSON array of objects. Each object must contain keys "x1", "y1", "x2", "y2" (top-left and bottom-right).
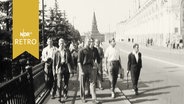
[{"x1": 26, "y1": 66, "x2": 36, "y2": 104}]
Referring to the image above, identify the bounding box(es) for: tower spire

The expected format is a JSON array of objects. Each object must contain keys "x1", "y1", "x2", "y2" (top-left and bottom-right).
[{"x1": 91, "y1": 12, "x2": 99, "y2": 34}]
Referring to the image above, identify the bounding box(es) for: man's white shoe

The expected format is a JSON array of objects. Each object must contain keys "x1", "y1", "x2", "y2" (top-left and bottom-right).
[{"x1": 111, "y1": 92, "x2": 115, "y2": 98}]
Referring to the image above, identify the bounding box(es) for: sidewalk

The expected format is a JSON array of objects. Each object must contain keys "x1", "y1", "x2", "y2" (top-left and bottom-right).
[{"x1": 44, "y1": 74, "x2": 131, "y2": 104}]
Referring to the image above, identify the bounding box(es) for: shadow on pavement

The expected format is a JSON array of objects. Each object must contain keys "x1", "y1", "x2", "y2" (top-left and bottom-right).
[
  {"x1": 117, "y1": 79, "x2": 149, "y2": 91},
  {"x1": 127, "y1": 92, "x2": 169, "y2": 104},
  {"x1": 126, "y1": 85, "x2": 179, "y2": 104},
  {"x1": 100, "y1": 97, "x2": 128, "y2": 103},
  {"x1": 128, "y1": 91, "x2": 170, "y2": 99},
  {"x1": 97, "y1": 92, "x2": 122, "y2": 98},
  {"x1": 117, "y1": 79, "x2": 170, "y2": 91},
  {"x1": 140, "y1": 85, "x2": 179, "y2": 93},
  {"x1": 118, "y1": 78, "x2": 179, "y2": 104},
  {"x1": 140, "y1": 80, "x2": 163, "y2": 84},
  {"x1": 131, "y1": 98, "x2": 157, "y2": 104}
]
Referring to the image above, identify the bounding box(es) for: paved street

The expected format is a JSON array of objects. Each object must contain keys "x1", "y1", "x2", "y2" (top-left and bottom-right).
[{"x1": 107, "y1": 42, "x2": 184, "y2": 104}]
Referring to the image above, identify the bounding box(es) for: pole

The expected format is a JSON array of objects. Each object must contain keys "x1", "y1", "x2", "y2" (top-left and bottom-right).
[
  {"x1": 6, "y1": 1, "x2": 9, "y2": 31},
  {"x1": 42, "y1": 0, "x2": 45, "y2": 48}
]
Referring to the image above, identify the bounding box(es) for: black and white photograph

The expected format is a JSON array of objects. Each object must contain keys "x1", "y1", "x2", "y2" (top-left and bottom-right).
[{"x1": 1, "y1": 0, "x2": 184, "y2": 104}]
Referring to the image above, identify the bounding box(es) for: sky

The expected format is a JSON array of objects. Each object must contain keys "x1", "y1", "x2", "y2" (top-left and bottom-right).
[{"x1": 40, "y1": 0, "x2": 132, "y2": 35}]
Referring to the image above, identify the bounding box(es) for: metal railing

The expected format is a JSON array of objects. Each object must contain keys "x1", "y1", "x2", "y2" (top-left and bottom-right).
[
  {"x1": 0, "y1": 66, "x2": 35, "y2": 104},
  {"x1": 33, "y1": 62, "x2": 50, "y2": 104},
  {"x1": 0, "y1": 62, "x2": 49, "y2": 104}
]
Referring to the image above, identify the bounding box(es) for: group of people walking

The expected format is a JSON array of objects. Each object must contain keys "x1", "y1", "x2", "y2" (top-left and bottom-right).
[{"x1": 41, "y1": 36, "x2": 142, "y2": 104}]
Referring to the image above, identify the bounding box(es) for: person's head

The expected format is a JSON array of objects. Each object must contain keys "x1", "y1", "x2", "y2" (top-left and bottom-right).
[
  {"x1": 95, "y1": 39, "x2": 100, "y2": 47},
  {"x1": 133, "y1": 43, "x2": 139, "y2": 53},
  {"x1": 73, "y1": 43, "x2": 78, "y2": 49},
  {"x1": 109, "y1": 38, "x2": 116, "y2": 47},
  {"x1": 46, "y1": 37, "x2": 53, "y2": 46},
  {"x1": 58, "y1": 38, "x2": 65, "y2": 49},
  {"x1": 84, "y1": 37, "x2": 93, "y2": 48},
  {"x1": 89, "y1": 38, "x2": 94, "y2": 48}
]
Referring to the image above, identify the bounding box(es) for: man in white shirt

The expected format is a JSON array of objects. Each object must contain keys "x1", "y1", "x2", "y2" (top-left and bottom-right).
[
  {"x1": 41, "y1": 37, "x2": 57, "y2": 90},
  {"x1": 104, "y1": 38, "x2": 123, "y2": 98}
]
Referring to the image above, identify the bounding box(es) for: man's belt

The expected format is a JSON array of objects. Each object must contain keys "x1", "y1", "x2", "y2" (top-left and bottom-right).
[
  {"x1": 109, "y1": 60, "x2": 119, "y2": 63},
  {"x1": 83, "y1": 63, "x2": 93, "y2": 66}
]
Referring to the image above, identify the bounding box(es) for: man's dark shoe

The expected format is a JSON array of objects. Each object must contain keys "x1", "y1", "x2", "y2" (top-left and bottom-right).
[
  {"x1": 101, "y1": 79, "x2": 104, "y2": 82},
  {"x1": 120, "y1": 74, "x2": 123, "y2": 79},
  {"x1": 135, "y1": 91, "x2": 138, "y2": 95},
  {"x1": 51, "y1": 95, "x2": 55, "y2": 99},
  {"x1": 86, "y1": 93, "x2": 92, "y2": 98}
]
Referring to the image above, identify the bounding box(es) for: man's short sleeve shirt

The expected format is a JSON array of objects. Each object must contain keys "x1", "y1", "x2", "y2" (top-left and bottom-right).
[{"x1": 105, "y1": 46, "x2": 120, "y2": 62}]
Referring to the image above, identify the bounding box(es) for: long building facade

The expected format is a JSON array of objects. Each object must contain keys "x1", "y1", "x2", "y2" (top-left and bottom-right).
[{"x1": 116, "y1": 0, "x2": 184, "y2": 46}]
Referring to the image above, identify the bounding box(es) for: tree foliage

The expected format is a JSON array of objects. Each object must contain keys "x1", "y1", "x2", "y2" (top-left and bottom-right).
[{"x1": 40, "y1": 8, "x2": 81, "y2": 47}]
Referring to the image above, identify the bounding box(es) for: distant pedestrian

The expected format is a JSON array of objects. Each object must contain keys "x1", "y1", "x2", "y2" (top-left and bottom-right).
[
  {"x1": 104, "y1": 38, "x2": 123, "y2": 98},
  {"x1": 127, "y1": 43, "x2": 142, "y2": 95}
]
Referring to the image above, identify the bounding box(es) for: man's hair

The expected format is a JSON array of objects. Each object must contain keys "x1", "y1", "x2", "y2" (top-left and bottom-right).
[
  {"x1": 47, "y1": 35, "x2": 52, "y2": 40},
  {"x1": 91, "y1": 37, "x2": 94, "y2": 42},
  {"x1": 95, "y1": 39, "x2": 100, "y2": 43},
  {"x1": 109, "y1": 38, "x2": 115, "y2": 43},
  {"x1": 133, "y1": 43, "x2": 139, "y2": 48},
  {"x1": 85, "y1": 37, "x2": 93, "y2": 43},
  {"x1": 59, "y1": 38, "x2": 65, "y2": 43},
  {"x1": 47, "y1": 36, "x2": 53, "y2": 41}
]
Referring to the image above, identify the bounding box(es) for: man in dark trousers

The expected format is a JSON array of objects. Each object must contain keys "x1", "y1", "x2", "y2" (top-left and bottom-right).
[
  {"x1": 127, "y1": 43, "x2": 142, "y2": 95},
  {"x1": 104, "y1": 38, "x2": 123, "y2": 98},
  {"x1": 78, "y1": 38, "x2": 100, "y2": 104},
  {"x1": 52, "y1": 38, "x2": 72, "y2": 102}
]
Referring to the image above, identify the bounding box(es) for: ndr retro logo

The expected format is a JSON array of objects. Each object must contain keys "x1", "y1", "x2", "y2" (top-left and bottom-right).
[{"x1": 15, "y1": 29, "x2": 37, "y2": 45}]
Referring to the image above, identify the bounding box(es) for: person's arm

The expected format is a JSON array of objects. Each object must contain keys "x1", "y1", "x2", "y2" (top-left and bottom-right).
[
  {"x1": 52, "y1": 51, "x2": 56, "y2": 80},
  {"x1": 101, "y1": 48, "x2": 104, "y2": 59},
  {"x1": 96, "y1": 48, "x2": 100, "y2": 64},
  {"x1": 41, "y1": 48, "x2": 47, "y2": 62},
  {"x1": 119, "y1": 56, "x2": 122, "y2": 69},
  {"x1": 78, "y1": 49, "x2": 84, "y2": 75},
  {"x1": 104, "y1": 57, "x2": 108, "y2": 73},
  {"x1": 127, "y1": 53, "x2": 131, "y2": 72},
  {"x1": 66, "y1": 51, "x2": 72, "y2": 73},
  {"x1": 104, "y1": 48, "x2": 108, "y2": 73},
  {"x1": 139, "y1": 52, "x2": 142, "y2": 69}
]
